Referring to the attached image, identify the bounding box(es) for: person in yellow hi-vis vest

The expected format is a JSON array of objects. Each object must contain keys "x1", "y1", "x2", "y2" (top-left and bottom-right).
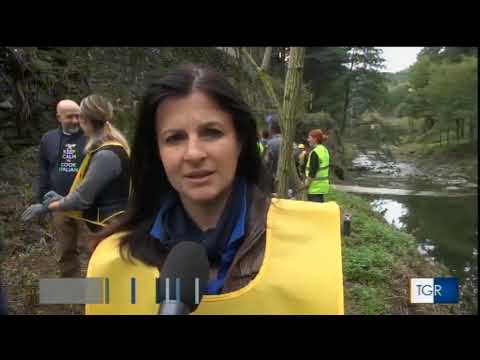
[
  {"x1": 298, "y1": 143, "x2": 310, "y2": 180},
  {"x1": 257, "y1": 141, "x2": 264, "y2": 156},
  {"x1": 305, "y1": 129, "x2": 330, "y2": 203},
  {"x1": 85, "y1": 65, "x2": 344, "y2": 315},
  {"x1": 42, "y1": 95, "x2": 131, "y2": 233}
]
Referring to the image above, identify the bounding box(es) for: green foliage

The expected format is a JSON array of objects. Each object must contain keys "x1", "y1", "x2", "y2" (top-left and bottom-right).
[
  {"x1": 114, "y1": 109, "x2": 136, "y2": 145},
  {"x1": 350, "y1": 69, "x2": 389, "y2": 117},
  {"x1": 304, "y1": 47, "x2": 387, "y2": 124},
  {"x1": 424, "y1": 56, "x2": 477, "y2": 130},
  {"x1": 384, "y1": 69, "x2": 410, "y2": 87},
  {"x1": 328, "y1": 190, "x2": 417, "y2": 279},
  {"x1": 344, "y1": 243, "x2": 394, "y2": 284},
  {"x1": 409, "y1": 55, "x2": 432, "y2": 90},
  {"x1": 304, "y1": 47, "x2": 350, "y2": 117},
  {"x1": 352, "y1": 212, "x2": 414, "y2": 255},
  {"x1": 419, "y1": 47, "x2": 478, "y2": 63},
  {"x1": 296, "y1": 111, "x2": 334, "y2": 143},
  {"x1": 385, "y1": 51, "x2": 478, "y2": 140},
  {"x1": 347, "y1": 285, "x2": 387, "y2": 314},
  {"x1": 387, "y1": 82, "x2": 411, "y2": 114},
  {"x1": 18, "y1": 183, "x2": 33, "y2": 204},
  {"x1": 326, "y1": 189, "x2": 464, "y2": 314}
]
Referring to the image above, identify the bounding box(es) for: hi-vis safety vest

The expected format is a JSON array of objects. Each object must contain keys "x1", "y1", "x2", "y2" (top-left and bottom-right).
[
  {"x1": 257, "y1": 142, "x2": 267, "y2": 158},
  {"x1": 85, "y1": 199, "x2": 344, "y2": 315},
  {"x1": 64, "y1": 141, "x2": 130, "y2": 228},
  {"x1": 305, "y1": 144, "x2": 330, "y2": 195},
  {"x1": 257, "y1": 142, "x2": 264, "y2": 154}
]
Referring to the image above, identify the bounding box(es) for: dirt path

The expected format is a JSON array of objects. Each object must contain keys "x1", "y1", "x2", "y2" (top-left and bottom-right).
[{"x1": 0, "y1": 146, "x2": 88, "y2": 315}]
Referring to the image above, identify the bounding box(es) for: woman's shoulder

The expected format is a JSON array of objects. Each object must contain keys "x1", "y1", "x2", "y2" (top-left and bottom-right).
[
  {"x1": 91, "y1": 147, "x2": 120, "y2": 160},
  {"x1": 89, "y1": 148, "x2": 123, "y2": 171},
  {"x1": 91, "y1": 232, "x2": 129, "y2": 261},
  {"x1": 87, "y1": 231, "x2": 159, "y2": 291},
  {"x1": 91, "y1": 231, "x2": 153, "y2": 271}
]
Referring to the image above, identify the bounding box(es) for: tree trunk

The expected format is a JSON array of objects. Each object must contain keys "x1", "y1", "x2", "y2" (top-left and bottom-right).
[
  {"x1": 241, "y1": 47, "x2": 307, "y2": 200},
  {"x1": 276, "y1": 47, "x2": 306, "y2": 199},
  {"x1": 241, "y1": 48, "x2": 282, "y2": 115},
  {"x1": 233, "y1": 47, "x2": 247, "y2": 101},
  {"x1": 447, "y1": 126, "x2": 450, "y2": 145},
  {"x1": 340, "y1": 57, "x2": 355, "y2": 136},
  {"x1": 455, "y1": 119, "x2": 460, "y2": 144},
  {"x1": 341, "y1": 80, "x2": 351, "y2": 136},
  {"x1": 425, "y1": 116, "x2": 435, "y2": 132},
  {"x1": 439, "y1": 130, "x2": 442, "y2": 145},
  {"x1": 470, "y1": 116, "x2": 475, "y2": 142},
  {"x1": 261, "y1": 47, "x2": 273, "y2": 72}
]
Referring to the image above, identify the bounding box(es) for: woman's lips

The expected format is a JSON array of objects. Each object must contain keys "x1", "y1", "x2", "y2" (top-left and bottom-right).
[{"x1": 184, "y1": 171, "x2": 215, "y2": 185}]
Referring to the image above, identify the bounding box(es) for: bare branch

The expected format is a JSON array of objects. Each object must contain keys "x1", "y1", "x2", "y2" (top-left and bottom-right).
[
  {"x1": 261, "y1": 47, "x2": 273, "y2": 72},
  {"x1": 241, "y1": 47, "x2": 282, "y2": 114}
]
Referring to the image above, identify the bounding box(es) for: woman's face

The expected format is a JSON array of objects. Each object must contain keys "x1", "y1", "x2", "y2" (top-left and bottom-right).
[
  {"x1": 79, "y1": 114, "x2": 93, "y2": 137},
  {"x1": 155, "y1": 91, "x2": 242, "y2": 206},
  {"x1": 307, "y1": 134, "x2": 316, "y2": 147}
]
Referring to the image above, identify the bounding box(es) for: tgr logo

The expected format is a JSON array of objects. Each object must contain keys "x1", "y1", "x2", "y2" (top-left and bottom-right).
[{"x1": 410, "y1": 278, "x2": 459, "y2": 304}]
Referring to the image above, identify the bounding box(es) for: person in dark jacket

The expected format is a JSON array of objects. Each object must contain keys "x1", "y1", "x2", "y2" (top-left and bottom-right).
[
  {"x1": 266, "y1": 117, "x2": 282, "y2": 181},
  {"x1": 260, "y1": 129, "x2": 269, "y2": 148},
  {"x1": 21, "y1": 99, "x2": 88, "y2": 277},
  {"x1": 37, "y1": 101, "x2": 87, "y2": 203}
]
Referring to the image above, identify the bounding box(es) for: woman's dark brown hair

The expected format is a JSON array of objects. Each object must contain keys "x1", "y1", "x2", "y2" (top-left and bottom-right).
[{"x1": 92, "y1": 64, "x2": 270, "y2": 266}]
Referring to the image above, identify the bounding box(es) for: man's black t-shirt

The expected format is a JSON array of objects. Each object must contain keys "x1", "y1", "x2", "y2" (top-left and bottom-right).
[{"x1": 38, "y1": 128, "x2": 86, "y2": 202}]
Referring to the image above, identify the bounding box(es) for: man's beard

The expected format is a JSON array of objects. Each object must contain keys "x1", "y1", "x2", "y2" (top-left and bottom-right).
[{"x1": 62, "y1": 124, "x2": 80, "y2": 135}]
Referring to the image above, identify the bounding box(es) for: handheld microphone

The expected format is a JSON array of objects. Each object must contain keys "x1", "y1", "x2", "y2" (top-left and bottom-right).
[{"x1": 157, "y1": 241, "x2": 209, "y2": 315}]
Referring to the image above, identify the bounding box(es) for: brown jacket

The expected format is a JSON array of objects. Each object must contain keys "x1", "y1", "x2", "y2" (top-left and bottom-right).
[{"x1": 221, "y1": 185, "x2": 270, "y2": 293}]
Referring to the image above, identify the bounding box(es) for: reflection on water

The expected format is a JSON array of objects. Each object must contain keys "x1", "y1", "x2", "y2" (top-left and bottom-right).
[
  {"x1": 371, "y1": 199, "x2": 408, "y2": 230},
  {"x1": 349, "y1": 150, "x2": 478, "y2": 312},
  {"x1": 368, "y1": 194, "x2": 478, "y2": 313}
]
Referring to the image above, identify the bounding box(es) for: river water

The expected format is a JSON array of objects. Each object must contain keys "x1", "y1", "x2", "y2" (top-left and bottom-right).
[{"x1": 338, "y1": 151, "x2": 478, "y2": 313}]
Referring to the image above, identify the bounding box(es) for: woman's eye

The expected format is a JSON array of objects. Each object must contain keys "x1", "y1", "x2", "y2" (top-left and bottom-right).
[
  {"x1": 165, "y1": 134, "x2": 185, "y2": 144},
  {"x1": 203, "y1": 128, "x2": 223, "y2": 138}
]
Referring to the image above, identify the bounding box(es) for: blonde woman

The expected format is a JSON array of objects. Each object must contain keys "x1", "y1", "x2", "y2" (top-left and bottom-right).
[{"x1": 43, "y1": 94, "x2": 131, "y2": 232}]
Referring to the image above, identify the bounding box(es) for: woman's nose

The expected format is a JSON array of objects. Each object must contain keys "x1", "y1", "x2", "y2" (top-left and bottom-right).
[{"x1": 184, "y1": 137, "x2": 206, "y2": 161}]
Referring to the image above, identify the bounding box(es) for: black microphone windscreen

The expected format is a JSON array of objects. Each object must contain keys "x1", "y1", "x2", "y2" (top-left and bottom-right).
[{"x1": 157, "y1": 241, "x2": 209, "y2": 312}]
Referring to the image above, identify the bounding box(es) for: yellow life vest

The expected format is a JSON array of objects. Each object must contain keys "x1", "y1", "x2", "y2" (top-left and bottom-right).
[
  {"x1": 64, "y1": 141, "x2": 130, "y2": 228},
  {"x1": 85, "y1": 199, "x2": 344, "y2": 315}
]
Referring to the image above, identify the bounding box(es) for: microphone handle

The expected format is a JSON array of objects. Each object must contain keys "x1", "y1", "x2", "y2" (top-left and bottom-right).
[{"x1": 159, "y1": 301, "x2": 190, "y2": 315}]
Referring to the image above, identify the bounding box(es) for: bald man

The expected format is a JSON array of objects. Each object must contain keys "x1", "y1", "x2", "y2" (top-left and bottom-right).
[
  {"x1": 37, "y1": 100, "x2": 85, "y2": 204},
  {"x1": 35, "y1": 99, "x2": 87, "y2": 277}
]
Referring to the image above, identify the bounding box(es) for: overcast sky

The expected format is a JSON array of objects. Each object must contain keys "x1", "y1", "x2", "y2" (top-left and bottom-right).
[{"x1": 377, "y1": 47, "x2": 424, "y2": 73}]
